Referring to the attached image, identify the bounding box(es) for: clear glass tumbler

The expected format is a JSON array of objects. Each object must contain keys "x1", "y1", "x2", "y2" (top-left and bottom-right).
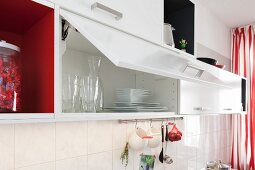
[{"x1": 62, "y1": 75, "x2": 82, "y2": 113}]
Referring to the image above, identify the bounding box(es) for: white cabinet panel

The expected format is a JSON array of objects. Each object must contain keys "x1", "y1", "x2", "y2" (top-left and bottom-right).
[
  {"x1": 179, "y1": 80, "x2": 242, "y2": 114},
  {"x1": 55, "y1": 0, "x2": 163, "y2": 44}
]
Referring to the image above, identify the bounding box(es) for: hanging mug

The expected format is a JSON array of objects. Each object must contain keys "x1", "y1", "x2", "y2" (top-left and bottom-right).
[
  {"x1": 147, "y1": 127, "x2": 161, "y2": 148},
  {"x1": 128, "y1": 127, "x2": 149, "y2": 151}
]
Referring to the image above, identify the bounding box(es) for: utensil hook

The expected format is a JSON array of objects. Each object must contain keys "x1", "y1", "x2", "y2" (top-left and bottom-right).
[
  {"x1": 150, "y1": 119, "x2": 153, "y2": 127},
  {"x1": 135, "y1": 120, "x2": 138, "y2": 128}
]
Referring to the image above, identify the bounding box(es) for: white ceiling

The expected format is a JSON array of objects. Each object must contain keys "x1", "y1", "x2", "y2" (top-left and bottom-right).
[{"x1": 199, "y1": 0, "x2": 255, "y2": 28}]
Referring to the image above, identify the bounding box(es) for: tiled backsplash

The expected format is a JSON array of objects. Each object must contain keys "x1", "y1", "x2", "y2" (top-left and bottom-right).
[{"x1": 0, "y1": 115, "x2": 232, "y2": 170}]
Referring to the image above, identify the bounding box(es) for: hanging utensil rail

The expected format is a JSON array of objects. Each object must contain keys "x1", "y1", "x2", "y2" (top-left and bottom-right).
[{"x1": 119, "y1": 117, "x2": 183, "y2": 124}]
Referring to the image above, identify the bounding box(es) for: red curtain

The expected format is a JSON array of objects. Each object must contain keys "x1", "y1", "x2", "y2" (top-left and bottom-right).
[{"x1": 231, "y1": 25, "x2": 255, "y2": 170}]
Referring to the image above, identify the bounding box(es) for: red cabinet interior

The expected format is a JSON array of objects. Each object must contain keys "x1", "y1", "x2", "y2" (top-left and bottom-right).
[{"x1": 0, "y1": 0, "x2": 54, "y2": 113}]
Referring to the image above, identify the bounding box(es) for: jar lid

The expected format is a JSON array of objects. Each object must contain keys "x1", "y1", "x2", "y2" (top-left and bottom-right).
[{"x1": 0, "y1": 40, "x2": 20, "y2": 57}]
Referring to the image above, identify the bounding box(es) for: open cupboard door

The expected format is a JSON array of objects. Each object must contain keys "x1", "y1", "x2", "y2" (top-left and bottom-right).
[
  {"x1": 60, "y1": 9, "x2": 243, "y2": 89},
  {"x1": 60, "y1": 9, "x2": 245, "y2": 117}
]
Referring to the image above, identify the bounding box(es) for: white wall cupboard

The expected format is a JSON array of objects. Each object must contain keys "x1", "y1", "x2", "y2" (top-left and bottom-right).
[
  {"x1": 54, "y1": 0, "x2": 163, "y2": 44},
  {"x1": 178, "y1": 80, "x2": 243, "y2": 114},
  {"x1": 0, "y1": 0, "x2": 246, "y2": 123},
  {"x1": 58, "y1": 10, "x2": 245, "y2": 117}
]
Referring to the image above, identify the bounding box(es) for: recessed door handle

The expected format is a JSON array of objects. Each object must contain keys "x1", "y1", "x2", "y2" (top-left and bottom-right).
[
  {"x1": 183, "y1": 64, "x2": 204, "y2": 77},
  {"x1": 193, "y1": 107, "x2": 211, "y2": 111},
  {"x1": 223, "y1": 108, "x2": 233, "y2": 111},
  {"x1": 91, "y1": 2, "x2": 123, "y2": 20}
]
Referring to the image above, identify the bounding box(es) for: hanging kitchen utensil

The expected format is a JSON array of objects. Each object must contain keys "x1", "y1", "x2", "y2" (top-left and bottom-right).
[
  {"x1": 164, "y1": 144, "x2": 173, "y2": 164},
  {"x1": 159, "y1": 124, "x2": 164, "y2": 163},
  {"x1": 164, "y1": 124, "x2": 173, "y2": 164},
  {"x1": 168, "y1": 123, "x2": 182, "y2": 142},
  {"x1": 165, "y1": 124, "x2": 169, "y2": 141}
]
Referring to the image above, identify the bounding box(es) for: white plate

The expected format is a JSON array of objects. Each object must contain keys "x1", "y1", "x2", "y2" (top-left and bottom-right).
[
  {"x1": 104, "y1": 106, "x2": 168, "y2": 112},
  {"x1": 115, "y1": 102, "x2": 160, "y2": 107}
]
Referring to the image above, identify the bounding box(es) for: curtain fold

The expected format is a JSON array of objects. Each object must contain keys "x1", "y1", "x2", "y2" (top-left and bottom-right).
[{"x1": 231, "y1": 25, "x2": 255, "y2": 170}]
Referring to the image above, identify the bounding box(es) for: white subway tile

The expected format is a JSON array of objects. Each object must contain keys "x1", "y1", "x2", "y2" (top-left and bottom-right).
[
  {"x1": 132, "y1": 150, "x2": 143, "y2": 170},
  {"x1": 203, "y1": 132, "x2": 218, "y2": 155},
  {"x1": 202, "y1": 116, "x2": 211, "y2": 134},
  {"x1": 56, "y1": 156, "x2": 87, "y2": 170},
  {"x1": 15, "y1": 162, "x2": 55, "y2": 170},
  {"x1": 209, "y1": 116, "x2": 220, "y2": 132},
  {"x1": 87, "y1": 121, "x2": 112, "y2": 154},
  {"x1": 0, "y1": 124, "x2": 14, "y2": 170},
  {"x1": 56, "y1": 122, "x2": 87, "y2": 160},
  {"x1": 87, "y1": 151, "x2": 112, "y2": 170},
  {"x1": 112, "y1": 121, "x2": 127, "y2": 150},
  {"x1": 177, "y1": 136, "x2": 196, "y2": 161},
  {"x1": 219, "y1": 130, "x2": 229, "y2": 148},
  {"x1": 176, "y1": 156, "x2": 188, "y2": 169},
  {"x1": 15, "y1": 123, "x2": 55, "y2": 168},
  {"x1": 184, "y1": 116, "x2": 201, "y2": 136},
  {"x1": 187, "y1": 158, "x2": 197, "y2": 170},
  {"x1": 0, "y1": 114, "x2": 233, "y2": 170},
  {"x1": 197, "y1": 156, "x2": 206, "y2": 170},
  {"x1": 165, "y1": 141, "x2": 177, "y2": 158}
]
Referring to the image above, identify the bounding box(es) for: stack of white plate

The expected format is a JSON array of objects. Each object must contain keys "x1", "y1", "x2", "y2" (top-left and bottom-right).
[
  {"x1": 104, "y1": 88, "x2": 168, "y2": 112},
  {"x1": 116, "y1": 88, "x2": 152, "y2": 103}
]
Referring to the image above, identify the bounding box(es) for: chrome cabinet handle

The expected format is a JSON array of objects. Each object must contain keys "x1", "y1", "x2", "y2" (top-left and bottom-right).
[
  {"x1": 183, "y1": 64, "x2": 204, "y2": 77},
  {"x1": 91, "y1": 2, "x2": 123, "y2": 20},
  {"x1": 193, "y1": 107, "x2": 211, "y2": 111}
]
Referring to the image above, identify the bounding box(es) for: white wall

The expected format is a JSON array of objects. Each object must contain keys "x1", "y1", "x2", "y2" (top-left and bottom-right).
[
  {"x1": 0, "y1": 115, "x2": 231, "y2": 170},
  {"x1": 195, "y1": 2, "x2": 231, "y2": 58}
]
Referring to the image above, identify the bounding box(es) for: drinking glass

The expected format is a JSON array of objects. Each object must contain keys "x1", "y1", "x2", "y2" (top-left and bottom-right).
[
  {"x1": 62, "y1": 74, "x2": 72, "y2": 112},
  {"x1": 80, "y1": 76, "x2": 89, "y2": 112},
  {"x1": 62, "y1": 74, "x2": 82, "y2": 112}
]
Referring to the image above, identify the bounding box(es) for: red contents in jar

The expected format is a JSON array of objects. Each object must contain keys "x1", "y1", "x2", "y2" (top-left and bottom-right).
[{"x1": 0, "y1": 57, "x2": 21, "y2": 112}]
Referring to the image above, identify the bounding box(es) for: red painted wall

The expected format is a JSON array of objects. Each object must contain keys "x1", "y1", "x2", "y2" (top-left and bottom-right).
[
  {"x1": 0, "y1": 30, "x2": 23, "y2": 46},
  {"x1": 22, "y1": 11, "x2": 54, "y2": 113}
]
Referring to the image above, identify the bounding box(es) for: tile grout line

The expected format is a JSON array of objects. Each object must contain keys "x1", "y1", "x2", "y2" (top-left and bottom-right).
[
  {"x1": 112, "y1": 121, "x2": 114, "y2": 170},
  {"x1": 14, "y1": 161, "x2": 56, "y2": 170},
  {"x1": 86, "y1": 121, "x2": 88, "y2": 169},
  {"x1": 55, "y1": 122, "x2": 57, "y2": 170},
  {"x1": 13, "y1": 124, "x2": 16, "y2": 170}
]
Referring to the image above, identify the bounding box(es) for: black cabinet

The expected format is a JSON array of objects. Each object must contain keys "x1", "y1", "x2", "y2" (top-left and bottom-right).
[{"x1": 164, "y1": 0, "x2": 195, "y2": 55}]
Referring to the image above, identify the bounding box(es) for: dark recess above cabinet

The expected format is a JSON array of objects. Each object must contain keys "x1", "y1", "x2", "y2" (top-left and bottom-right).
[{"x1": 164, "y1": 0, "x2": 195, "y2": 55}]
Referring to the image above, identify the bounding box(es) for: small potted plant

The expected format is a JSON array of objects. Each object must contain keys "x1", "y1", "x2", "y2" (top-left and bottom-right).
[
  {"x1": 139, "y1": 154, "x2": 155, "y2": 170},
  {"x1": 179, "y1": 39, "x2": 188, "y2": 52}
]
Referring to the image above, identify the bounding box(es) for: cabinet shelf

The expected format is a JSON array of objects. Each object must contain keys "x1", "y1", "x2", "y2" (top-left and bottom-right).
[
  {"x1": 55, "y1": 112, "x2": 176, "y2": 121},
  {"x1": 0, "y1": 112, "x2": 176, "y2": 124}
]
